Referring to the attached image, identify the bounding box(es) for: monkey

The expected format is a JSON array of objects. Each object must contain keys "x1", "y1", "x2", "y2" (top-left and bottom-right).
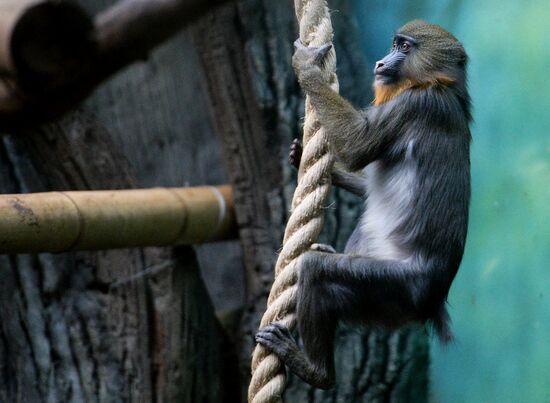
[{"x1": 255, "y1": 20, "x2": 471, "y2": 389}]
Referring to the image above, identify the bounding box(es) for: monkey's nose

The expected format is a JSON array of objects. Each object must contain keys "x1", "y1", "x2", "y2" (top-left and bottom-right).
[{"x1": 374, "y1": 61, "x2": 385, "y2": 73}]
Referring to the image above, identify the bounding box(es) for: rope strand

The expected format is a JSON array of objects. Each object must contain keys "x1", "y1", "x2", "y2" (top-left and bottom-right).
[{"x1": 247, "y1": 1, "x2": 338, "y2": 401}]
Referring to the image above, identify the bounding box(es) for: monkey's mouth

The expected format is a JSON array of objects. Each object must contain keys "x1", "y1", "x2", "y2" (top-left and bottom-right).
[
  {"x1": 374, "y1": 65, "x2": 397, "y2": 80},
  {"x1": 375, "y1": 72, "x2": 397, "y2": 84}
]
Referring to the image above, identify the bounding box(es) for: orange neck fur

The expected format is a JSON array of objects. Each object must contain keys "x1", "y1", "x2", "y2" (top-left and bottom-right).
[{"x1": 373, "y1": 75, "x2": 455, "y2": 106}]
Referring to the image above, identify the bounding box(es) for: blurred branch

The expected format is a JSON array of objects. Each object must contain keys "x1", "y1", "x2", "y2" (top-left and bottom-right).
[{"x1": 0, "y1": 0, "x2": 234, "y2": 131}]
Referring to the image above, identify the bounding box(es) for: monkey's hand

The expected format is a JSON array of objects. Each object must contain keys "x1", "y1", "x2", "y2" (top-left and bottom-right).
[
  {"x1": 255, "y1": 323, "x2": 298, "y2": 362},
  {"x1": 289, "y1": 138, "x2": 303, "y2": 170},
  {"x1": 292, "y1": 39, "x2": 332, "y2": 90}
]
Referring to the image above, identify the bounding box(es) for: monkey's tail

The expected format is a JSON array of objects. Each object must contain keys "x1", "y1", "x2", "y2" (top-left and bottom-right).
[{"x1": 432, "y1": 304, "x2": 454, "y2": 345}]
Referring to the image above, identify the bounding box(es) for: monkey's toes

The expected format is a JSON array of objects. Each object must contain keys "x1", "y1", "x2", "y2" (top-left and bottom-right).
[
  {"x1": 256, "y1": 324, "x2": 294, "y2": 357},
  {"x1": 256, "y1": 323, "x2": 292, "y2": 342},
  {"x1": 256, "y1": 330, "x2": 280, "y2": 350}
]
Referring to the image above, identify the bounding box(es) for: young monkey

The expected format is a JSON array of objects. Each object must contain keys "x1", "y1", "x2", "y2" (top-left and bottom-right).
[{"x1": 256, "y1": 20, "x2": 471, "y2": 389}]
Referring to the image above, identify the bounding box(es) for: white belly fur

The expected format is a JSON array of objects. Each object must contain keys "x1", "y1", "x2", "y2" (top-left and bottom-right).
[{"x1": 359, "y1": 142, "x2": 416, "y2": 261}]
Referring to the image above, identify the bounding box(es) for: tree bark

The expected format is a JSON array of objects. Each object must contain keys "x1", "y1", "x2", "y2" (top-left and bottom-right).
[{"x1": 194, "y1": 0, "x2": 430, "y2": 401}]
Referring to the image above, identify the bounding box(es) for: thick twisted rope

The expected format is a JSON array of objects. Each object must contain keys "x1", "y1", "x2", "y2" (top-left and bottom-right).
[{"x1": 248, "y1": 1, "x2": 339, "y2": 402}]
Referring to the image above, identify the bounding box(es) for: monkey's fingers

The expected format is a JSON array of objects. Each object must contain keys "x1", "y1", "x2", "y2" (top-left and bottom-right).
[
  {"x1": 290, "y1": 138, "x2": 302, "y2": 152},
  {"x1": 255, "y1": 323, "x2": 295, "y2": 357},
  {"x1": 289, "y1": 139, "x2": 303, "y2": 169},
  {"x1": 289, "y1": 153, "x2": 299, "y2": 169},
  {"x1": 313, "y1": 43, "x2": 333, "y2": 64}
]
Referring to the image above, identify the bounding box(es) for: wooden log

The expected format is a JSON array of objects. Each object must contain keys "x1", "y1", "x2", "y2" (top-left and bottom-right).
[
  {"x1": 0, "y1": 0, "x2": 235, "y2": 129},
  {"x1": 95, "y1": 0, "x2": 234, "y2": 65},
  {"x1": 0, "y1": 186, "x2": 236, "y2": 253},
  {"x1": 0, "y1": 0, "x2": 94, "y2": 83}
]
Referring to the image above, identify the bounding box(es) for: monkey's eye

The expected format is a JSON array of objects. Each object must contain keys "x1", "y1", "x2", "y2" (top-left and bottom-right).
[
  {"x1": 400, "y1": 42, "x2": 411, "y2": 52},
  {"x1": 391, "y1": 41, "x2": 397, "y2": 51}
]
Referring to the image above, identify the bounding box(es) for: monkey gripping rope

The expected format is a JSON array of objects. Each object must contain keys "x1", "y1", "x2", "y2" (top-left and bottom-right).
[{"x1": 248, "y1": 1, "x2": 339, "y2": 401}]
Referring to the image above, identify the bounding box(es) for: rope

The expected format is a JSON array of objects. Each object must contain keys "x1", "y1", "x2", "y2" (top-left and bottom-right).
[{"x1": 248, "y1": 1, "x2": 339, "y2": 401}]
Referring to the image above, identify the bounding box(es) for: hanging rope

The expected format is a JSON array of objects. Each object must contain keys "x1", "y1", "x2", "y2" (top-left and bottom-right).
[{"x1": 248, "y1": 1, "x2": 339, "y2": 401}]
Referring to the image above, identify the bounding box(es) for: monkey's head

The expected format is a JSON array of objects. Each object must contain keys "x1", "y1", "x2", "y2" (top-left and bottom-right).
[{"x1": 374, "y1": 20, "x2": 467, "y2": 104}]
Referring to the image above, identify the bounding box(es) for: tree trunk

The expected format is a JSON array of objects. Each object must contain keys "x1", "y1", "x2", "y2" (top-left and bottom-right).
[{"x1": 194, "y1": 1, "x2": 430, "y2": 401}]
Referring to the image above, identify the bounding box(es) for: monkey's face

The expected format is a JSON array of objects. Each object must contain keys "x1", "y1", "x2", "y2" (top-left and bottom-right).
[
  {"x1": 374, "y1": 34, "x2": 415, "y2": 85},
  {"x1": 375, "y1": 20, "x2": 467, "y2": 87}
]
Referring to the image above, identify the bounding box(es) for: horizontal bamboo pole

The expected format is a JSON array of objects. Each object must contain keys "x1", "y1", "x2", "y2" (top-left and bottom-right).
[{"x1": 0, "y1": 186, "x2": 237, "y2": 254}]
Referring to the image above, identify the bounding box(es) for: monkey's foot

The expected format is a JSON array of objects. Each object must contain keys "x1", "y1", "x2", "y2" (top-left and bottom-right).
[
  {"x1": 256, "y1": 322, "x2": 336, "y2": 390},
  {"x1": 289, "y1": 138, "x2": 303, "y2": 169},
  {"x1": 311, "y1": 243, "x2": 336, "y2": 253},
  {"x1": 255, "y1": 323, "x2": 298, "y2": 360}
]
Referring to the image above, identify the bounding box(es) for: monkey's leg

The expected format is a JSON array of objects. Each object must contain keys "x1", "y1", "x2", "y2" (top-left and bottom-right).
[
  {"x1": 300, "y1": 251, "x2": 432, "y2": 322},
  {"x1": 260, "y1": 252, "x2": 423, "y2": 389},
  {"x1": 257, "y1": 251, "x2": 427, "y2": 389},
  {"x1": 256, "y1": 281, "x2": 337, "y2": 389},
  {"x1": 256, "y1": 249, "x2": 349, "y2": 389}
]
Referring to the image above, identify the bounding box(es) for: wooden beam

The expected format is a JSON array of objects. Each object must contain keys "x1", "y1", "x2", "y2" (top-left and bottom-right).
[
  {"x1": 0, "y1": 0, "x2": 235, "y2": 130},
  {"x1": 0, "y1": 0, "x2": 94, "y2": 81},
  {"x1": 0, "y1": 186, "x2": 237, "y2": 253}
]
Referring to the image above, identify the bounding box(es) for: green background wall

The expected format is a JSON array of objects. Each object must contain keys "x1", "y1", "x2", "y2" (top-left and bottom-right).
[{"x1": 352, "y1": 0, "x2": 550, "y2": 401}]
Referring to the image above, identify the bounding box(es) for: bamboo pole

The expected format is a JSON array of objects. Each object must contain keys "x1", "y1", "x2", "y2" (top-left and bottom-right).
[{"x1": 0, "y1": 186, "x2": 236, "y2": 254}]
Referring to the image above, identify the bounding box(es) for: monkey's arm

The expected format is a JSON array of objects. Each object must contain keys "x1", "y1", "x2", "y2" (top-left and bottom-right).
[
  {"x1": 331, "y1": 168, "x2": 365, "y2": 197},
  {"x1": 290, "y1": 139, "x2": 365, "y2": 197},
  {"x1": 292, "y1": 41, "x2": 397, "y2": 171}
]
